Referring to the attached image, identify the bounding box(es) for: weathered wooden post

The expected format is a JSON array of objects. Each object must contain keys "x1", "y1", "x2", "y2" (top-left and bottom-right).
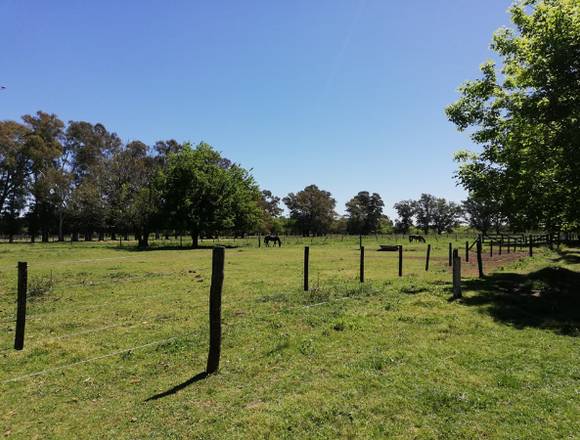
[
  {"x1": 206, "y1": 247, "x2": 225, "y2": 374},
  {"x1": 448, "y1": 243, "x2": 452, "y2": 267},
  {"x1": 465, "y1": 241, "x2": 469, "y2": 263},
  {"x1": 258, "y1": 233, "x2": 261, "y2": 248},
  {"x1": 398, "y1": 245, "x2": 403, "y2": 277},
  {"x1": 14, "y1": 262, "x2": 28, "y2": 350},
  {"x1": 425, "y1": 244, "x2": 431, "y2": 271},
  {"x1": 303, "y1": 246, "x2": 309, "y2": 291},
  {"x1": 529, "y1": 236, "x2": 533, "y2": 257},
  {"x1": 359, "y1": 246, "x2": 365, "y2": 283},
  {"x1": 452, "y1": 249, "x2": 462, "y2": 299},
  {"x1": 476, "y1": 239, "x2": 484, "y2": 278}
]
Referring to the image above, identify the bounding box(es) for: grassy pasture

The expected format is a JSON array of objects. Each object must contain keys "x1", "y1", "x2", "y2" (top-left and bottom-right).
[{"x1": 0, "y1": 236, "x2": 578, "y2": 439}]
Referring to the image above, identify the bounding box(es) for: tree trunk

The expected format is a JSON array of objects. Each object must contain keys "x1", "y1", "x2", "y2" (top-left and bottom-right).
[
  {"x1": 111, "y1": 232, "x2": 116, "y2": 240},
  {"x1": 85, "y1": 231, "x2": 92, "y2": 241},
  {"x1": 137, "y1": 232, "x2": 149, "y2": 248},
  {"x1": 9, "y1": 233, "x2": 13, "y2": 243},
  {"x1": 124, "y1": 232, "x2": 129, "y2": 241},
  {"x1": 41, "y1": 228, "x2": 49, "y2": 243},
  {"x1": 71, "y1": 231, "x2": 79, "y2": 242},
  {"x1": 191, "y1": 232, "x2": 199, "y2": 248},
  {"x1": 98, "y1": 231, "x2": 105, "y2": 241},
  {"x1": 58, "y1": 211, "x2": 64, "y2": 241}
]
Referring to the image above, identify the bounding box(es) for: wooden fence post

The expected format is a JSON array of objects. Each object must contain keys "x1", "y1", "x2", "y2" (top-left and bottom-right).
[
  {"x1": 452, "y1": 250, "x2": 462, "y2": 299},
  {"x1": 476, "y1": 239, "x2": 484, "y2": 278},
  {"x1": 448, "y1": 243, "x2": 452, "y2": 267},
  {"x1": 258, "y1": 234, "x2": 261, "y2": 248},
  {"x1": 425, "y1": 244, "x2": 431, "y2": 271},
  {"x1": 303, "y1": 246, "x2": 309, "y2": 291},
  {"x1": 206, "y1": 247, "x2": 225, "y2": 374},
  {"x1": 14, "y1": 262, "x2": 28, "y2": 350},
  {"x1": 360, "y1": 246, "x2": 365, "y2": 283},
  {"x1": 490, "y1": 241, "x2": 493, "y2": 257},
  {"x1": 529, "y1": 236, "x2": 533, "y2": 257},
  {"x1": 465, "y1": 241, "x2": 469, "y2": 263},
  {"x1": 398, "y1": 245, "x2": 403, "y2": 277},
  {"x1": 507, "y1": 237, "x2": 510, "y2": 254}
]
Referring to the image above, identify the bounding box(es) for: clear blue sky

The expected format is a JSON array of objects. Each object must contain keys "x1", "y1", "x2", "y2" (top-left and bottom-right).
[{"x1": 1, "y1": 0, "x2": 512, "y2": 217}]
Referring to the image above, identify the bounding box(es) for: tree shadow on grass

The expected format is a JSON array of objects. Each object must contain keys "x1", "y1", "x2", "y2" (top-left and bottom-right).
[
  {"x1": 552, "y1": 248, "x2": 580, "y2": 265},
  {"x1": 112, "y1": 244, "x2": 241, "y2": 252},
  {"x1": 145, "y1": 371, "x2": 209, "y2": 401},
  {"x1": 462, "y1": 266, "x2": 580, "y2": 336}
]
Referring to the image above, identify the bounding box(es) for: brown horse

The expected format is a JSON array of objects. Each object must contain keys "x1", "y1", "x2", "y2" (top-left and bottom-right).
[
  {"x1": 264, "y1": 234, "x2": 282, "y2": 247},
  {"x1": 409, "y1": 235, "x2": 426, "y2": 243}
]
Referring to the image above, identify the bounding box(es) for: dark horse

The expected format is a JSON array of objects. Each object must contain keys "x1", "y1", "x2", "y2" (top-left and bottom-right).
[
  {"x1": 264, "y1": 234, "x2": 282, "y2": 247},
  {"x1": 409, "y1": 235, "x2": 426, "y2": 243}
]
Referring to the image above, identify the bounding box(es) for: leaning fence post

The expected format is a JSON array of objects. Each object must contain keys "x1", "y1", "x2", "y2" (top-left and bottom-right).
[
  {"x1": 398, "y1": 245, "x2": 403, "y2": 277},
  {"x1": 14, "y1": 262, "x2": 28, "y2": 350},
  {"x1": 452, "y1": 250, "x2": 462, "y2": 299},
  {"x1": 425, "y1": 244, "x2": 431, "y2": 271},
  {"x1": 476, "y1": 239, "x2": 484, "y2": 278},
  {"x1": 303, "y1": 246, "x2": 309, "y2": 291},
  {"x1": 206, "y1": 247, "x2": 225, "y2": 374},
  {"x1": 359, "y1": 246, "x2": 365, "y2": 283},
  {"x1": 448, "y1": 243, "x2": 452, "y2": 266},
  {"x1": 465, "y1": 241, "x2": 469, "y2": 263}
]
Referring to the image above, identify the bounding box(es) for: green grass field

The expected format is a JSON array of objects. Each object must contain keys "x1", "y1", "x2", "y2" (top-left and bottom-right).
[{"x1": 1, "y1": 236, "x2": 578, "y2": 439}]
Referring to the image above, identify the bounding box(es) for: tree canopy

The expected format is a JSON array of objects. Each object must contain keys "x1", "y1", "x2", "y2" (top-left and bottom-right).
[{"x1": 446, "y1": 0, "x2": 580, "y2": 232}]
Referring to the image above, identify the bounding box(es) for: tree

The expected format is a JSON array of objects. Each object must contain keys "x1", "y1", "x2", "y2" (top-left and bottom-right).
[
  {"x1": 462, "y1": 194, "x2": 504, "y2": 235},
  {"x1": 431, "y1": 197, "x2": 463, "y2": 234},
  {"x1": 66, "y1": 121, "x2": 121, "y2": 240},
  {"x1": 22, "y1": 111, "x2": 65, "y2": 242},
  {"x1": 158, "y1": 142, "x2": 261, "y2": 247},
  {"x1": 0, "y1": 121, "x2": 30, "y2": 241},
  {"x1": 393, "y1": 200, "x2": 415, "y2": 234},
  {"x1": 283, "y1": 185, "x2": 336, "y2": 236},
  {"x1": 258, "y1": 189, "x2": 283, "y2": 234},
  {"x1": 345, "y1": 191, "x2": 384, "y2": 235},
  {"x1": 446, "y1": 0, "x2": 580, "y2": 232},
  {"x1": 413, "y1": 194, "x2": 437, "y2": 234},
  {"x1": 108, "y1": 140, "x2": 158, "y2": 247}
]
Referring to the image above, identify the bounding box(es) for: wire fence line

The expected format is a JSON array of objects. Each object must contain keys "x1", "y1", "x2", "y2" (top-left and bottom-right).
[
  {"x1": 1, "y1": 290, "x2": 376, "y2": 384},
  {"x1": 1, "y1": 239, "x2": 542, "y2": 385}
]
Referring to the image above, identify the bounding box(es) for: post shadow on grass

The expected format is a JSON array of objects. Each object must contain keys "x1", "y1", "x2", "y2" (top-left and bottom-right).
[
  {"x1": 461, "y1": 266, "x2": 580, "y2": 336},
  {"x1": 145, "y1": 371, "x2": 209, "y2": 401}
]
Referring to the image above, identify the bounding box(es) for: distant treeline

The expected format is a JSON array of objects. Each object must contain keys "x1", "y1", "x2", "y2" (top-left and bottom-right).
[{"x1": 2, "y1": 112, "x2": 480, "y2": 246}]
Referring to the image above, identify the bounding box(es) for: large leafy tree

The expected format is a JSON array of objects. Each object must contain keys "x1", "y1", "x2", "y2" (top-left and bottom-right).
[
  {"x1": 462, "y1": 194, "x2": 504, "y2": 235},
  {"x1": 345, "y1": 191, "x2": 384, "y2": 235},
  {"x1": 158, "y1": 142, "x2": 261, "y2": 247},
  {"x1": 0, "y1": 121, "x2": 30, "y2": 240},
  {"x1": 283, "y1": 185, "x2": 336, "y2": 236},
  {"x1": 66, "y1": 121, "x2": 121, "y2": 240},
  {"x1": 431, "y1": 197, "x2": 463, "y2": 234},
  {"x1": 446, "y1": 0, "x2": 580, "y2": 232},
  {"x1": 393, "y1": 200, "x2": 415, "y2": 234},
  {"x1": 413, "y1": 193, "x2": 437, "y2": 235},
  {"x1": 108, "y1": 140, "x2": 159, "y2": 247},
  {"x1": 22, "y1": 111, "x2": 65, "y2": 242}
]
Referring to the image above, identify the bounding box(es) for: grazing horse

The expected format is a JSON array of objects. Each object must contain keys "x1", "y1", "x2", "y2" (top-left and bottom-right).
[
  {"x1": 409, "y1": 235, "x2": 426, "y2": 243},
  {"x1": 264, "y1": 234, "x2": 282, "y2": 247}
]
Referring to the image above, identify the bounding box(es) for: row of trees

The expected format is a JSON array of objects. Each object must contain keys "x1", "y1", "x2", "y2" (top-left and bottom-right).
[
  {"x1": 0, "y1": 112, "x2": 263, "y2": 247},
  {"x1": 1, "y1": 112, "x2": 492, "y2": 244},
  {"x1": 446, "y1": 0, "x2": 580, "y2": 234}
]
